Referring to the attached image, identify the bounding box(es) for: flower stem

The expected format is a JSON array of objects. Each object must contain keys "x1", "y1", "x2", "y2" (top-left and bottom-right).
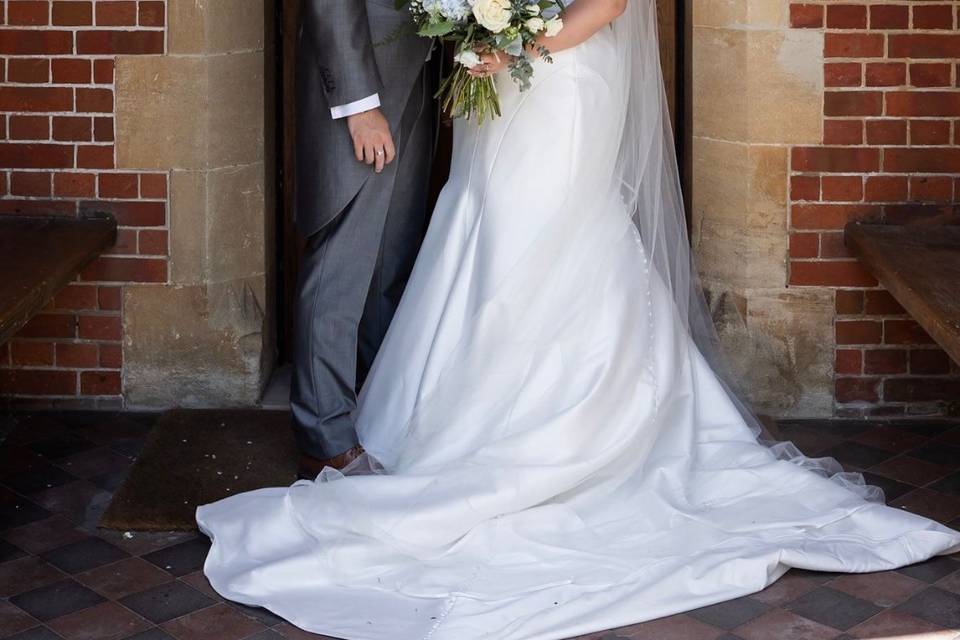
[{"x1": 436, "y1": 66, "x2": 502, "y2": 124}]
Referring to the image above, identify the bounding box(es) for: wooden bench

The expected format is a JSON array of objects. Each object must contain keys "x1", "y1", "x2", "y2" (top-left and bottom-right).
[
  {"x1": 0, "y1": 214, "x2": 117, "y2": 345},
  {"x1": 845, "y1": 219, "x2": 960, "y2": 364}
]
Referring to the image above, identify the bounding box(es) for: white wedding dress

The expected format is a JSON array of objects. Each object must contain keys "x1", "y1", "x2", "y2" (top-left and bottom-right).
[{"x1": 197, "y1": 2, "x2": 960, "y2": 638}]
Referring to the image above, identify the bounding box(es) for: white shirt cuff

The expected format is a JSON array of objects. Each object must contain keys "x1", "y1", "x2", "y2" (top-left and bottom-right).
[{"x1": 330, "y1": 93, "x2": 381, "y2": 119}]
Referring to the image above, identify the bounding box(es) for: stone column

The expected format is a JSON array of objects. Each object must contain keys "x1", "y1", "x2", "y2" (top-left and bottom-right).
[
  {"x1": 692, "y1": 0, "x2": 835, "y2": 416},
  {"x1": 115, "y1": 0, "x2": 275, "y2": 407}
]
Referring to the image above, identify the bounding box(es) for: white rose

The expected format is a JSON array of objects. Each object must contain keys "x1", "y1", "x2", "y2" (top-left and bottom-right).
[
  {"x1": 454, "y1": 49, "x2": 482, "y2": 69},
  {"x1": 524, "y1": 3, "x2": 541, "y2": 14},
  {"x1": 472, "y1": 0, "x2": 512, "y2": 33},
  {"x1": 524, "y1": 17, "x2": 545, "y2": 32},
  {"x1": 544, "y1": 16, "x2": 563, "y2": 37}
]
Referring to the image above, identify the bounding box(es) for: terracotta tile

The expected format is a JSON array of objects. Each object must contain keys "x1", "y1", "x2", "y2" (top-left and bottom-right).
[
  {"x1": 859, "y1": 472, "x2": 915, "y2": 501},
  {"x1": 891, "y1": 489, "x2": 960, "y2": 524},
  {"x1": 893, "y1": 421, "x2": 959, "y2": 438},
  {"x1": 931, "y1": 471, "x2": 960, "y2": 497},
  {"x1": 894, "y1": 586, "x2": 960, "y2": 629},
  {"x1": 6, "y1": 414, "x2": 70, "y2": 446},
  {"x1": 119, "y1": 581, "x2": 215, "y2": 625},
  {"x1": 9, "y1": 578, "x2": 105, "y2": 622},
  {"x1": 603, "y1": 613, "x2": 725, "y2": 639},
  {"x1": 5, "y1": 627, "x2": 65, "y2": 640},
  {"x1": 47, "y1": 601, "x2": 151, "y2": 640},
  {"x1": 827, "y1": 571, "x2": 927, "y2": 607},
  {"x1": 41, "y1": 537, "x2": 129, "y2": 574},
  {"x1": 0, "y1": 539, "x2": 27, "y2": 562},
  {"x1": 789, "y1": 569, "x2": 842, "y2": 585},
  {"x1": 80, "y1": 418, "x2": 153, "y2": 446},
  {"x1": 88, "y1": 468, "x2": 130, "y2": 492},
  {"x1": 847, "y1": 608, "x2": 954, "y2": 638},
  {"x1": 124, "y1": 629, "x2": 176, "y2": 640},
  {"x1": 0, "y1": 446, "x2": 48, "y2": 479},
  {"x1": 935, "y1": 568, "x2": 960, "y2": 595},
  {"x1": 752, "y1": 572, "x2": 820, "y2": 607},
  {"x1": 1, "y1": 411, "x2": 957, "y2": 640},
  {"x1": 110, "y1": 437, "x2": 147, "y2": 458},
  {"x1": 245, "y1": 631, "x2": 287, "y2": 640},
  {"x1": 274, "y1": 622, "x2": 346, "y2": 640},
  {"x1": 229, "y1": 602, "x2": 285, "y2": 628},
  {"x1": 4, "y1": 517, "x2": 89, "y2": 554},
  {"x1": 907, "y1": 443, "x2": 960, "y2": 468},
  {"x1": 785, "y1": 587, "x2": 883, "y2": 631},
  {"x1": 871, "y1": 457, "x2": 954, "y2": 488},
  {"x1": 57, "y1": 412, "x2": 124, "y2": 430},
  {"x1": 30, "y1": 480, "x2": 107, "y2": 525},
  {"x1": 688, "y1": 597, "x2": 769, "y2": 630},
  {"x1": 776, "y1": 426, "x2": 846, "y2": 456},
  {"x1": 178, "y1": 571, "x2": 222, "y2": 601},
  {"x1": 0, "y1": 491, "x2": 53, "y2": 530},
  {"x1": 142, "y1": 538, "x2": 210, "y2": 577},
  {"x1": 793, "y1": 421, "x2": 872, "y2": 438},
  {"x1": 29, "y1": 433, "x2": 98, "y2": 461},
  {"x1": 734, "y1": 608, "x2": 839, "y2": 640},
  {"x1": 160, "y1": 603, "x2": 265, "y2": 640},
  {"x1": 0, "y1": 599, "x2": 38, "y2": 637},
  {"x1": 852, "y1": 425, "x2": 929, "y2": 453},
  {"x1": 898, "y1": 555, "x2": 960, "y2": 583},
  {"x1": 932, "y1": 426, "x2": 960, "y2": 446},
  {"x1": 76, "y1": 557, "x2": 172, "y2": 599},
  {"x1": 0, "y1": 556, "x2": 65, "y2": 598},
  {"x1": 820, "y1": 443, "x2": 894, "y2": 470},
  {"x1": 3, "y1": 462, "x2": 78, "y2": 495}
]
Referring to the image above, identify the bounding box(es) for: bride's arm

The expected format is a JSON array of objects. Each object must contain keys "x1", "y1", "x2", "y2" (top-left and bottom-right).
[
  {"x1": 533, "y1": 0, "x2": 628, "y2": 54},
  {"x1": 470, "y1": 0, "x2": 627, "y2": 76}
]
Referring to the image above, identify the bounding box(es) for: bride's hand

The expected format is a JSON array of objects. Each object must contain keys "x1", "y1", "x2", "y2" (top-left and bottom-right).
[{"x1": 468, "y1": 51, "x2": 512, "y2": 78}]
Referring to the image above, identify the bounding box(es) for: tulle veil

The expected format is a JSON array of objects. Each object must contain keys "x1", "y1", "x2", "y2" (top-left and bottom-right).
[{"x1": 611, "y1": 0, "x2": 883, "y2": 501}]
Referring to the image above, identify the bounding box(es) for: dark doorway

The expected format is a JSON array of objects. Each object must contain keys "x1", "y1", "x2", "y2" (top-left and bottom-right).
[{"x1": 273, "y1": 0, "x2": 690, "y2": 363}]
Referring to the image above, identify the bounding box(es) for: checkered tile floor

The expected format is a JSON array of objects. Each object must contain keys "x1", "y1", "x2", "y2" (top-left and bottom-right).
[{"x1": 1, "y1": 412, "x2": 958, "y2": 640}]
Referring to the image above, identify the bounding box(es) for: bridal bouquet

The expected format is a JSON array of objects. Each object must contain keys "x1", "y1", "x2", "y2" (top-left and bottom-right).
[{"x1": 401, "y1": 0, "x2": 565, "y2": 122}]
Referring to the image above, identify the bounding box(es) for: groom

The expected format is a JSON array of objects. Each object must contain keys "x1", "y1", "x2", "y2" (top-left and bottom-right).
[{"x1": 292, "y1": 0, "x2": 436, "y2": 477}]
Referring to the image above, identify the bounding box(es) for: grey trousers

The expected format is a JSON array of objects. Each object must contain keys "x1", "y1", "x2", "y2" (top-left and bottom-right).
[{"x1": 290, "y1": 71, "x2": 433, "y2": 460}]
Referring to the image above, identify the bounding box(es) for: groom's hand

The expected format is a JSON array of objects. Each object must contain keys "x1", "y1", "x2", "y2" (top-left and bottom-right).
[{"x1": 347, "y1": 108, "x2": 396, "y2": 174}]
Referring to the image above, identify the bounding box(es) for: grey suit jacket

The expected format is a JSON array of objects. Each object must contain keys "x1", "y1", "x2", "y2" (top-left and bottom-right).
[{"x1": 296, "y1": 0, "x2": 433, "y2": 238}]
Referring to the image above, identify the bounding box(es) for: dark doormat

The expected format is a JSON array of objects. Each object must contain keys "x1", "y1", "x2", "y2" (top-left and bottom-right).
[{"x1": 100, "y1": 409, "x2": 298, "y2": 531}]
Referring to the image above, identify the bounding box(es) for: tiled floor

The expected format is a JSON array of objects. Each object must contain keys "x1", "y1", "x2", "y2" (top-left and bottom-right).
[{"x1": 1, "y1": 412, "x2": 959, "y2": 640}]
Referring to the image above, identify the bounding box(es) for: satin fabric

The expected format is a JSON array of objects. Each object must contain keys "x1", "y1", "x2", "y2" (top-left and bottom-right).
[{"x1": 197, "y1": 23, "x2": 960, "y2": 640}]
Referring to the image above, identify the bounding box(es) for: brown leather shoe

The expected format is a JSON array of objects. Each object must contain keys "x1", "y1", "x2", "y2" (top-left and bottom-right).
[{"x1": 298, "y1": 445, "x2": 365, "y2": 479}]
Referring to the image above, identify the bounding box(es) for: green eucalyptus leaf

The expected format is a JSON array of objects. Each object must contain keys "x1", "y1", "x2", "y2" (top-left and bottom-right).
[{"x1": 419, "y1": 19, "x2": 456, "y2": 36}]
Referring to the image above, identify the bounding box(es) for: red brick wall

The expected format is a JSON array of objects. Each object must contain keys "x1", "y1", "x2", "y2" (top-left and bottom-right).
[
  {"x1": 0, "y1": 0, "x2": 168, "y2": 407},
  {"x1": 789, "y1": 2, "x2": 960, "y2": 416}
]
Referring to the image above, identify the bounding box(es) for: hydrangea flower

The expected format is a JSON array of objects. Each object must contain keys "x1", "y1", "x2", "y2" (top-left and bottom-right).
[
  {"x1": 421, "y1": 0, "x2": 442, "y2": 15},
  {"x1": 439, "y1": 0, "x2": 472, "y2": 21}
]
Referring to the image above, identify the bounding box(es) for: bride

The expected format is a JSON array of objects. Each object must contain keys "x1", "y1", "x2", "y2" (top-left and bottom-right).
[{"x1": 197, "y1": 0, "x2": 960, "y2": 638}]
